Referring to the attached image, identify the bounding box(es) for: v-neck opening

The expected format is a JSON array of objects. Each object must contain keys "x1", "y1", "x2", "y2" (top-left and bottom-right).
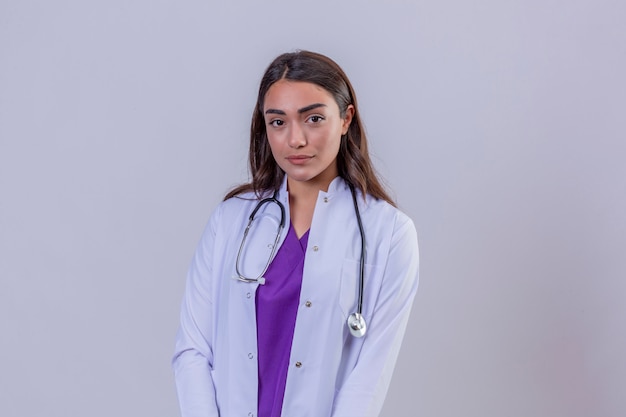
[{"x1": 297, "y1": 227, "x2": 310, "y2": 250}]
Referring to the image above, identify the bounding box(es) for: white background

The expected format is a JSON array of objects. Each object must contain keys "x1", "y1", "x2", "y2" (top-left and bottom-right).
[{"x1": 1, "y1": 1, "x2": 625, "y2": 416}]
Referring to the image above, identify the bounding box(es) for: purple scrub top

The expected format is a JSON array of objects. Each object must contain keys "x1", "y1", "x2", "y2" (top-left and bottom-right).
[{"x1": 255, "y1": 224, "x2": 309, "y2": 417}]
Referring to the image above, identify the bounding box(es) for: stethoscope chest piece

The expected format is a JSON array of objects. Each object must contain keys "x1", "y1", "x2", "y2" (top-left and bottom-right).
[{"x1": 347, "y1": 312, "x2": 367, "y2": 337}]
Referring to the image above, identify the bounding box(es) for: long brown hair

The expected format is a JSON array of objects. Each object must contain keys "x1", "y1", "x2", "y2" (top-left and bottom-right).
[{"x1": 224, "y1": 50, "x2": 395, "y2": 206}]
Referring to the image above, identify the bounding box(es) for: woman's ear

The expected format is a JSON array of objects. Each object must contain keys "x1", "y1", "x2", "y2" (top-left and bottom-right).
[{"x1": 341, "y1": 104, "x2": 355, "y2": 135}]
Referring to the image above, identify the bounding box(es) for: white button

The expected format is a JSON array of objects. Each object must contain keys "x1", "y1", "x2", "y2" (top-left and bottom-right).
[
  {"x1": 323, "y1": 197, "x2": 329, "y2": 203},
  {"x1": 312, "y1": 246, "x2": 319, "y2": 252},
  {"x1": 246, "y1": 292, "x2": 251, "y2": 299},
  {"x1": 295, "y1": 361, "x2": 302, "y2": 368},
  {"x1": 248, "y1": 413, "x2": 254, "y2": 417},
  {"x1": 267, "y1": 243, "x2": 273, "y2": 249},
  {"x1": 305, "y1": 300, "x2": 312, "y2": 307},
  {"x1": 248, "y1": 353, "x2": 254, "y2": 359}
]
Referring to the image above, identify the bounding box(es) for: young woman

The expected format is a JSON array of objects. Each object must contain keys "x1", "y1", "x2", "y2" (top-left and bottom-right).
[{"x1": 173, "y1": 50, "x2": 419, "y2": 417}]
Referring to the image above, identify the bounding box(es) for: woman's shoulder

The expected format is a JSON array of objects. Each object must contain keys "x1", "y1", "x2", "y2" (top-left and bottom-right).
[
  {"x1": 364, "y1": 193, "x2": 410, "y2": 219},
  {"x1": 360, "y1": 194, "x2": 416, "y2": 239},
  {"x1": 212, "y1": 191, "x2": 260, "y2": 218},
  {"x1": 212, "y1": 189, "x2": 279, "y2": 221}
]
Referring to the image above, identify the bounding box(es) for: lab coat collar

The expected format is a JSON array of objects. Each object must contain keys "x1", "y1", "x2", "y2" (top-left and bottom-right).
[
  {"x1": 326, "y1": 176, "x2": 350, "y2": 195},
  {"x1": 274, "y1": 176, "x2": 348, "y2": 249},
  {"x1": 276, "y1": 175, "x2": 350, "y2": 203}
]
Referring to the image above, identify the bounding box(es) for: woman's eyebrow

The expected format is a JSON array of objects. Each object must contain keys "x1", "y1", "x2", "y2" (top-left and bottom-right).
[
  {"x1": 298, "y1": 103, "x2": 326, "y2": 113},
  {"x1": 264, "y1": 103, "x2": 327, "y2": 115},
  {"x1": 265, "y1": 109, "x2": 286, "y2": 115}
]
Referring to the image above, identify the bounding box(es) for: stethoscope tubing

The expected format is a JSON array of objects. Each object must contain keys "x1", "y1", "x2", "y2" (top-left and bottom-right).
[
  {"x1": 235, "y1": 185, "x2": 367, "y2": 337},
  {"x1": 235, "y1": 193, "x2": 285, "y2": 284},
  {"x1": 349, "y1": 184, "x2": 366, "y2": 318}
]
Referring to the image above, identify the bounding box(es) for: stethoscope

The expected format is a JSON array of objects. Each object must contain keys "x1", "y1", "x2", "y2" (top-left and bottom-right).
[{"x1": 235, "y1": 185, "x2": 368, "y2": 338}]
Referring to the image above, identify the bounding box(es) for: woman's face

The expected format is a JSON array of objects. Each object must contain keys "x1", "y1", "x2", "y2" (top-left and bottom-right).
[{"x1": 263, "y1": 79, "x2": 354, "y2": 191}]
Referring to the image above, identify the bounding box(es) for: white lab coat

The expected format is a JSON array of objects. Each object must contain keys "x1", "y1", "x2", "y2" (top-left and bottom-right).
[{"x1": 172, "y1": 176, "x2": 419, "y2": 417}]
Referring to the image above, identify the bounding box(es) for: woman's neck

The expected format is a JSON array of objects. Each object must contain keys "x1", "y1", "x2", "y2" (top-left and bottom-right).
[{"x1": 287, "y1": 176, "x2": 335, "y2": 238}]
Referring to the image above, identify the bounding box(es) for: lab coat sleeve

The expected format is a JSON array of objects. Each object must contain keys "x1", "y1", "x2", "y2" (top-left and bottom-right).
[
  {"x1": 331, "y1": 214, "x2": 419, "y2": 417},
  {"x1": 172, "y1": 206, "x2": 221, "y2": 417}
]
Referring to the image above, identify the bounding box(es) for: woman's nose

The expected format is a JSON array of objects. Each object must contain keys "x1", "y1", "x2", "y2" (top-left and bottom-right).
[{"x1": 287, "y1": 123, "x2": 307, "y2": 148}]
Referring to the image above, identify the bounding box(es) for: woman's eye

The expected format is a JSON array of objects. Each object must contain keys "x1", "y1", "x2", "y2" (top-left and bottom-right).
[
  {"x1": 269, "y1": 119, "x2": 284, "y2": 127},
  {"x1": 308, "y1": 115, "x2": 324, "y2": 123}
]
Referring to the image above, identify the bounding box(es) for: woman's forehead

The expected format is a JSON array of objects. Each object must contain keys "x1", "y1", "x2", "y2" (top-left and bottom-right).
[{"x1": 263, "y1": 80, "x2": 337, "y2": 112}]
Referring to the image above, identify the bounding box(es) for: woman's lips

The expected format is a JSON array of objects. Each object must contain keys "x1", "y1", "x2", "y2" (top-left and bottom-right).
[{"x1": 286, "y1": 155, "x2": 313, "y2": 165}]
